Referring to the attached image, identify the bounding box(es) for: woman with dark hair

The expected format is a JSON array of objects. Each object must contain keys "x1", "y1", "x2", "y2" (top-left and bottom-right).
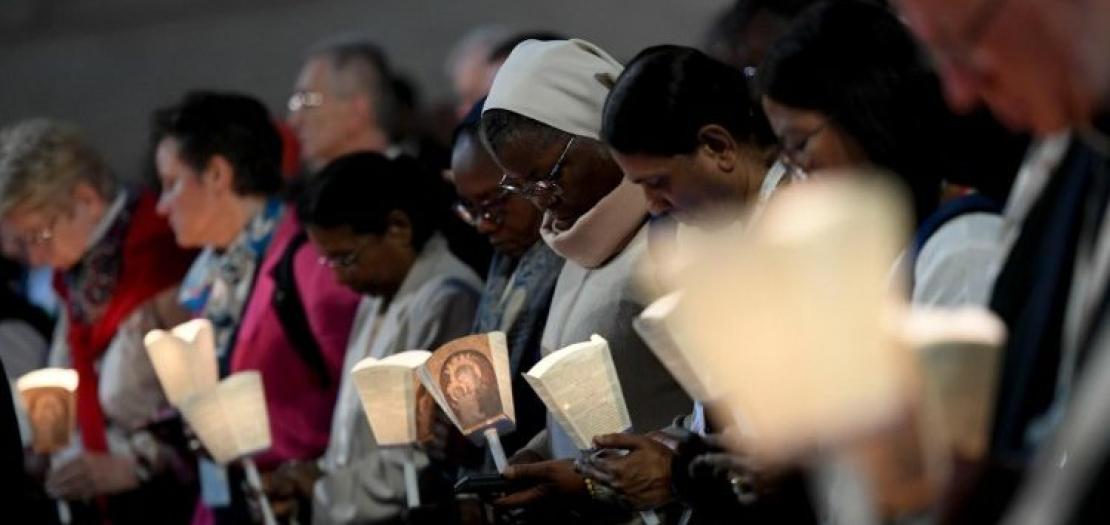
[
  {"x1": 152, "y1": 90, "x2": 362, "y2": 524},
  {"x1": 588, "y1": 45, "x2": 818, "y2": 524},
  {"x1": 603, "y1": 44, "x2": 779, "y2": 228},
  {"x1": 291, "y1": 152, "x2": 481, "y2": 525},
  {"x1": 759, "y1": 0, "x2": 1013, "y2": 306}
]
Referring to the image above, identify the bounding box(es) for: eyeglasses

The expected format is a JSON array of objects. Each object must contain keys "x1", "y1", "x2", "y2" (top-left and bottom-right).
[
  {"x1": 318, "y1": 239, "x2": 371, "y2": 269},
  {"x1": 778, "y1": 123, "x2": 826, "y2": 173},
  {"x1": 454, "y1": 190, "x2": 509, "y2": 227},
  {"x1": 498, "y1": 136, "x2": 576, "y2": 209},
  {"x1": 287, "y1": 90, "x2": 324, "y2": 112},
  {"x1": 778, "y1": 153, "x2": 811, "y2": 183},
  {"x1": 11, "y1": 216, "x2": 58, "y2": 252}
]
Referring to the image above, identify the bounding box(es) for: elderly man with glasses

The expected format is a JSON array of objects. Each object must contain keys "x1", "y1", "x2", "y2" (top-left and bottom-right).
[
  {"x1": 890, "y1": 0, "x2": 1110, "y2": 523},
  {"x1": 287, "y1": 36, "x2": 396, "y2": 172},
  {"x1": 477, "y1": 39, "x2": 691, "y2": 523}
]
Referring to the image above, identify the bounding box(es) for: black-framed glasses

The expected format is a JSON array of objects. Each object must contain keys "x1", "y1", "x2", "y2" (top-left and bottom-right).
[
  {"x1": 287, "y1": 90, "x2": 324, "y2": 112},
  {"x1": 498, "y1": 136, "x2": 576, "y2": 209},
  {"x1": 778, "y1": 152, "x2": 811, "y2": 182},
  {"x1": 454, "y1": 190, "x2": 509, "y2": 227},
  {"x1": 318, "y1": 239, "x2": 371, "y2": 269},
  {"x1": 777, "y1": 123, "x2": 826, "y2": 176}
]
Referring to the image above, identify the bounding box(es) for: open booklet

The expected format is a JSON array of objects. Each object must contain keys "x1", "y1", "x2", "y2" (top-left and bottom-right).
[
  {"x1": 633, "y1": 291, "x2": 722, "y2": 402},
  {"x1": 17, "y1": 368, "x2": 79, "y2": 454},
  {"x1": 900, "y1": 306, "x2": 1006, "y2": 461},
  {"x1": 351, "y1": 350, "x2": 437, "y2": 447},
  {"x1": 144, "y1": 318, "x2": 219, "y2": 407},
  {"x1": 524, "y1": 334, "x2": 632, "y2": 451},
  {"x1": 417, "y1": 332, "x2": 515, "y2": 440},
  {"x1": 179, "y1": 371, "x2": 271, "y2": 465}
]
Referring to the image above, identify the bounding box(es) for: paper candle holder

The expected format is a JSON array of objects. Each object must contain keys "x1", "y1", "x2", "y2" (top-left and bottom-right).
[{"x1": 144, "y1": 318, "x2": 219, "y2": 407}]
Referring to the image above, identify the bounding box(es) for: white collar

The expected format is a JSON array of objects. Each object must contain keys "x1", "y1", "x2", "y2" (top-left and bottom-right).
[{"x1": 85, "y1": 191, "x2": 128, "y2": 250}]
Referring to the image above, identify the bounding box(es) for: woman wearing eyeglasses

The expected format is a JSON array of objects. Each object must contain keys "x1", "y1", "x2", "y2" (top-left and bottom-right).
[
  {"x1": 449, "y1": 99, "x2": 564, "y2": 468},
  {"x1": 151, "y1": 91, "x2": 362, "y2": 525},
  {"x1": 759, "y1": 0, "x2": 1024, "y2": 308},
  {"x1": 478, "y1": 39, "x2": 692, "y2": 523},
  {"x1": 0, "y1": 118, "x2": 197, "y2": 523},
  {"x1": 293, "y1": 151, "x2": 481, "y2": 525}
]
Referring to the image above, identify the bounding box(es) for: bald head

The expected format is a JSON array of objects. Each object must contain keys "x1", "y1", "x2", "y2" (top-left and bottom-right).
[
  {"x1": 894, "y1": 0, "x2": 1110, "y2": 133},
  {"x1": 288, "y1": 38, "x2": 396, "y2": 169}
]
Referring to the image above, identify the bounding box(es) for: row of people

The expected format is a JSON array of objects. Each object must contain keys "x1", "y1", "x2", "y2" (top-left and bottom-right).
[{"x1": 2, "y1": 0, "x2": 1109, "y2": 523}]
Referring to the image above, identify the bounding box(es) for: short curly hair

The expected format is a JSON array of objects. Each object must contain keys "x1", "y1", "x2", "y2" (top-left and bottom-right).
[{"x1": 0, "y1": 119, "x2": 118, "y2": 217}]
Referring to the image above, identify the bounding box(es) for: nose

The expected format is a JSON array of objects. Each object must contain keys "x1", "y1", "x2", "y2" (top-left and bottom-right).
[
  {"x1": 287, "y1": 109, "x2": 304, "y2": 131},
  {"x1": 475, "y1": 217, "x2": 499, "y2": 235},
  {"x1": 645, "y1": 191, "x2": 673, "y2": 217},
  {"x1": 937, "y1": 61, "x2": 985, "y2": 115},
  {"x1": 24, "y1": 244, "x2": 51, "y2": 267},
  {"x1": 155, "y1": 193, "x2": 171, "y2": 217}
]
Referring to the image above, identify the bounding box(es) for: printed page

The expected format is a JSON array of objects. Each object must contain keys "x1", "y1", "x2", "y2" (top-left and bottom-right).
[
  {"x1": 525, "y1": 335, "x2": 631, "y2": 450},
  {"x1": 488, "y1": 332, "x2": 515, "y2": 424},
  {"x1": 353, "y1": 356, "x2": 416, "y2": 445}
]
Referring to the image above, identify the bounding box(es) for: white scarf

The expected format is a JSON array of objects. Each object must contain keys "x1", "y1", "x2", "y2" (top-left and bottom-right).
[{"x1": 540, "y1": 178, "x2": 648, "y2": 268}]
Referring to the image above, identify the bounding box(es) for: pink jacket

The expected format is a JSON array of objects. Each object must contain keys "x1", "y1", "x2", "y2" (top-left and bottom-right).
[{"x1": 229, "y1": 211, "x2": 360, "y2": 469}]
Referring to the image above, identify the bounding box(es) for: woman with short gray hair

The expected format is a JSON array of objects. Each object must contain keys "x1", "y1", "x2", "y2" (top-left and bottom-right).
[{"x1": 0, "y1": 119, "x2": 197, "y2": 523}]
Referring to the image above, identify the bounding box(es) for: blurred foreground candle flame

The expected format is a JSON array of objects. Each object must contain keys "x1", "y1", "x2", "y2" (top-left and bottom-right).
[{"x1": 672, "y1": 177, "x2": 913, "y2": 463}]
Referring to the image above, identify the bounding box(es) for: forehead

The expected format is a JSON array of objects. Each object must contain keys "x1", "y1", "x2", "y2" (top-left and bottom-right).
[
  {"x1": 452, "y1": 135, "x2": 500, "y2": 182},
  {"x1": 306, "y1": 224, "x2": 361, "y2": 248},
  {"x1": 3, "y1": 205, "x2": 50, "y2": 230},
  {"x1": 762, "y1": 97, "x2": 826, "y2": 129},
  {"x1": 611, "y1": 150, "x2": 674, "y2": 176},
  {"x1": 296, "y1": 57, "x2": 335, "y2": 89},
  {"x1": 895, "y1": 0, "x2": 979, "y2": 39},
  {"x1": 492, "y1": 131, "x2": 564, "y2": 176},
  {"x1": 155, "y1": 136, "x2": 183, "y2": 165}
]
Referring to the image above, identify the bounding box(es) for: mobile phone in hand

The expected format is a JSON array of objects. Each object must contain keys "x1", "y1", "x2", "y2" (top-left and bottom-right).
[{"x1": 454, "y1": 473, "x2": 530, "y2": 497}]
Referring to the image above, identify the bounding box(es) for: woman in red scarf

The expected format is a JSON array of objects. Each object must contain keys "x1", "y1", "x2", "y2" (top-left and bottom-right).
[{"x1": 0, "y1": 119, "x2": 197, "y2": 523}]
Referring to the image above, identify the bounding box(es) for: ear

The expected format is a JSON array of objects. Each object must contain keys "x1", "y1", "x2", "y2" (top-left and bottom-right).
[
  {"x1": 351, "y1": 93, "x2": 377, "y2": 128},
  {"x1": 384, "y1": 209, "x2": 413, "y2": 247},
  {"x1": 204, "y1": 155, "x2": 235, "y2": 194},
  {"x1": 696, "y1": 124, "x2": 740, "y2": 172}
]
